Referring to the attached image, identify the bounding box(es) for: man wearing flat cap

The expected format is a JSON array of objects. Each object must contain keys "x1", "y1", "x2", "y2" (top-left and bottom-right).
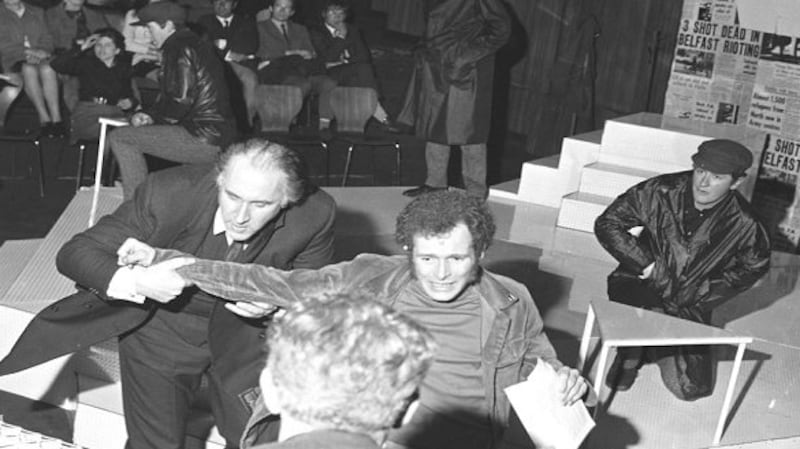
[
  {"x1": 109, "y1": 0, "x2": 236, "y2": 200},
  {"x1": 594, "y1": 138, "x2": 771, "y2": 400}
]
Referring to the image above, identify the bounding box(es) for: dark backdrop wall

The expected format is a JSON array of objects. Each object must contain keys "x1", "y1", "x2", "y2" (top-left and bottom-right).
[{"x1": 372, "y1": 0, "x2": 683, "y2": 156}]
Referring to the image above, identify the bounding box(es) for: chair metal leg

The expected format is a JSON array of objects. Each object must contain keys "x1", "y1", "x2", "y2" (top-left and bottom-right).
[
  {"x1": 34, "y1": 139, "x2": 45, "y2": 197},
  {"x1": 76, "y1": 143, "x2": 87, "y2": 191},
  {"x1": 321, "y1": 142, "x2": 329, "y2": 186},
  {"x1": 342, "y1": 144, "x2": 354, "y2": 187},
  {"x1": 395, "y1": 142, "x2": 401, "y2": 186}
]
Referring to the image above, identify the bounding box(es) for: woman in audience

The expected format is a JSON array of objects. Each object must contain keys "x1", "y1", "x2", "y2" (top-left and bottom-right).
[
  {"x1": 310, "y1": 0, "x2": 398, "y2": 132},
  {"x1": 0, "y1": 0, "x2": 64, "y2": 136},
  {"x1": 50, "y1": 27, "x2": 136, "y2": 143}
]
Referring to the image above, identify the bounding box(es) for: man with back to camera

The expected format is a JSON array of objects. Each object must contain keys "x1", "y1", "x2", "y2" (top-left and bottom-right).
[
  {"x1": 594, "y1": 139, "x2": 771, "y2": 400},
  {"x1": 246, "y1": 292, "x2": 436, "y2": 449},
  {"x1": 109, "y1": 1, "x2": 236, "y2": 200},
  {"x1": 151, "y1": 190, "x2": 591, "y2": 449},
  {"x1": 0, "y1": 138, "x2": 336, "y2": 449}
]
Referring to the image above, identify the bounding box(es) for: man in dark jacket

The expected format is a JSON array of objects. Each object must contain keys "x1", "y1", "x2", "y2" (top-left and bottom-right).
[
  {"x1": 0, "y1": 139, "x2": 336, "y2": 449},
  {"x1": 109, "y1": 1, "x2": 237, "y2": 200},
  {"x1": 594, "y1": 139, "x2": 771, "y2": 400},
  {"x1": 197, "y1": 0, "x2": 260, "y2": 128},
  {"x1": 399, "y1": 0, "x2": 510, "y2": 200},
  {"x1": 169, "y1": 190, "x2": 590, "y2": 449}
]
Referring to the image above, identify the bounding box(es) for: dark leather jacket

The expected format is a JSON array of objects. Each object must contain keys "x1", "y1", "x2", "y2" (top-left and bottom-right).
[
  {"x1": 595, "y1": 171, "x2": 771, "y2": 322},
  {"x1": 148, "y1": 29, "x2": 236, "y2": 148}
]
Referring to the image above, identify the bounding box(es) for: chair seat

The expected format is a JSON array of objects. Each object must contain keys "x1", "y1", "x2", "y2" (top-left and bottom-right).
[{"x1": 0, "y1": 127, "x2": 41, "y2": 141}]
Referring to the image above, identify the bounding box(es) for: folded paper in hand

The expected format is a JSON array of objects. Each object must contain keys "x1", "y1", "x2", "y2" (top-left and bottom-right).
[{"x1": 504, "y1": 359, "x2": 595, "y2": 449}]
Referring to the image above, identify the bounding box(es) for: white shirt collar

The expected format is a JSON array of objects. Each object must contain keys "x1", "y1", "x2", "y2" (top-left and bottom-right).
[
  {"x1": 217, "y1": 15, "x2": 231, "y2": 27},
  {"x1": 213, "y1": 208, "x2": 234, "y2": 245},
  {"x1": 271, "y1": 18, "x2": 287, "y2": 30},
  {"x1": 325, "y1": 23, "x2": 337, "y2": 36}
]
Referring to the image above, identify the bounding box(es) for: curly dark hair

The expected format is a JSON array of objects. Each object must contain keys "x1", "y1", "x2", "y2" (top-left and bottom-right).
[{"x1": 395, "y1": 190, "x2": 495, "y2": 254}]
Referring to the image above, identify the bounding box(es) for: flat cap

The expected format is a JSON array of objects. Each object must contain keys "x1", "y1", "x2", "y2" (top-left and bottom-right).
[
  {"x1": 132, "y1": 1, "x2": 187, "y2": 26},
  {"x1": 691, "y1": 139, "x2": 753, "y2": 176}
]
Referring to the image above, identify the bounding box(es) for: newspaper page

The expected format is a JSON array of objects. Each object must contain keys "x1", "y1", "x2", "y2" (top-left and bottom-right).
[
  {"x1": 664, "y1": 0, "x2": 760, "y2": 125},
  {"x1": 664, "y1": 0, "x2": 800, "y2": 252},
  {"x1": 504, "y1": 359, "x2": 595, "y2": 449}
]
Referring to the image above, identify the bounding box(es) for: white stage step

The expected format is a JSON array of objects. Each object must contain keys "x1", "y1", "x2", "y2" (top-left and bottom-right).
[
  {"x1": 489, "y1": 178, "x2": 520, "y2": 200},
  {"x1": 600, "y1": 113, "x2": 713, "y2": 166},
  {"x1": 0, "y1": 239, "x2": 41, "y2": 300},
  {"x1": 516, "y1": 131, "x2": 602, "y2": 207},
  {"x1": 556, "y1": 191, "x2": 613, "y2": 233},
  {"x1": 579, "y1": 162, "x2": 659, "y2": 198}
]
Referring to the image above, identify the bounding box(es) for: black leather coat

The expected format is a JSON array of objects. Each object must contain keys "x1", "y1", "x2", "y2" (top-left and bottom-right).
[
  {"x1": 595, "y1": 171, "x2": 770, "y2": 323},
  {"x1": 397, "y1": 0, "x2": 510, "y2": 145},
  {"x1": 595, "y1": 171, "x2": 770, "y2": 399},
  {"x1": 149, "y1": 29, "x2": 236, "y2": 148}
]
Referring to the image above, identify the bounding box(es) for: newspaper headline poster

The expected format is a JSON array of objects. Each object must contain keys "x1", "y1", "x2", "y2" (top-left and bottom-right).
[{"x1": 664, "y1": 0, "x2": 800, "y2": 252}]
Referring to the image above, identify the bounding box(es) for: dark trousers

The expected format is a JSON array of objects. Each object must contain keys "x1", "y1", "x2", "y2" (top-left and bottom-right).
[
  {"x1": 119, "y1": 307, "x2": 251, "y2": 449},
  {"x1": 607, "y1": 273, "x2": 715, "y2": 401},
  {"x1": 327, "y1": 62, "x2": 379, "y2": 91}
]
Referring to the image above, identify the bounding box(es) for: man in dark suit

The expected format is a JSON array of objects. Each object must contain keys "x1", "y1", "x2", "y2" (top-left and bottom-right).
[
  {"x1": 197, "y1": 0, "x2": 260, "y2": 127},
  {"x1": 255, "y1": 0, "x2": 336, "y2": 130},
  {"x1": 0, "y1": 138, "x2": 336, "y2": 449},
  {"x1": 309, "y1": 0, "x2": 399, "y2": 132}
]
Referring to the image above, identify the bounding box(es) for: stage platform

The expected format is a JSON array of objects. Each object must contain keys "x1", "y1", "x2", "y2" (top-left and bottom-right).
[{"x1": 1, "y1": 186, "x2": 799, "y2": 449}]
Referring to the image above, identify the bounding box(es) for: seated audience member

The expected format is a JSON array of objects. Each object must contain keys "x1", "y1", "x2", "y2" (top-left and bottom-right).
[
  {"x1": 244, "y1": 292, "x2": 436, "y2": 449},
  {"x1": 109, "y1": 0, "x2": 236, "y2": 200},
  {"x1": 169, "y1": 190, "x2": 592, "y2": 449},
  {"x1": 197, "y1": 0, "x2": 259, "y2": 128},
  {"x1": 310, "y1": 0, "x2": 399, "y2": 132},
  {"x1": 0, "y1": 138, "x2": 337, "y2": 449},
  {"x1": 45, "y1": 0, "x2": 111, "y2": 111},
  {"x1": 0, "y1": 0, "x2": 64, "y2": 137},
  {"x1": 50, "y1": 28, "x2": 136, "y2": 143},
  {"x1": 256, "y1": 0, "x2": 336, "y2": 130}
]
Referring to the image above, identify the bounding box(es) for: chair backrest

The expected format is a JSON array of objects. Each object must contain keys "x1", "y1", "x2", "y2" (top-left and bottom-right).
[
  {"x1": 255, "y1": 85, "x2": 304, "y2": 133},
  {"x1": 329, "y1": 87, "x2": 378, "y2": 133}
]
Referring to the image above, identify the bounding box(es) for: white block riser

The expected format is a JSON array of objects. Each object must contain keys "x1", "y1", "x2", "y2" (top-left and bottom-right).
[
  {"x1": 579, "y1": 167, "x2": 651, "y2": 198},
  {"x1": 557, "y1": 198, "x2": 609, "y2": 233},
  {"x1": 597, "y1": 153, "x2": 689, "y2": 175}
]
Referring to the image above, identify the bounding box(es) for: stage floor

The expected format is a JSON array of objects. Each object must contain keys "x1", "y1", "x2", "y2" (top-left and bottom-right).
[{"x1": 1, "y1": 186, "x2": 799, "y2": 449}]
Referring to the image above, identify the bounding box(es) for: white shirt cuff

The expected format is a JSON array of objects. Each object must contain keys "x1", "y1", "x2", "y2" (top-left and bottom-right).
[{"x1": 107, "y1": 266, "x2": 147, "y2": 303}]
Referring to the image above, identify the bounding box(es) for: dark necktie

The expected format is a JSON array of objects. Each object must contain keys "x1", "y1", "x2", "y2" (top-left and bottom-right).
[
  {"x1": 225, "y1": 241, "x2": 245, "y2": 262},
  {"x1": 281, "y1": 23, "x2": 289, "y2": 43},
  {"x1": 223, "y1": 18, "x2": 230, "y2": 29}
]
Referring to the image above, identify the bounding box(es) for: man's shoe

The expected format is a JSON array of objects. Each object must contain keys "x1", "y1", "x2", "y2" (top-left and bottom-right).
[
  {"x1": 605, "y1": 353, "x2": 639, "y2": 391},
  {"x1": 402, "y1": 185, "x2": 446, "y2": 197},
  {"x1": 51, "y1": 121, "x2": 68, "y2": 138}
]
